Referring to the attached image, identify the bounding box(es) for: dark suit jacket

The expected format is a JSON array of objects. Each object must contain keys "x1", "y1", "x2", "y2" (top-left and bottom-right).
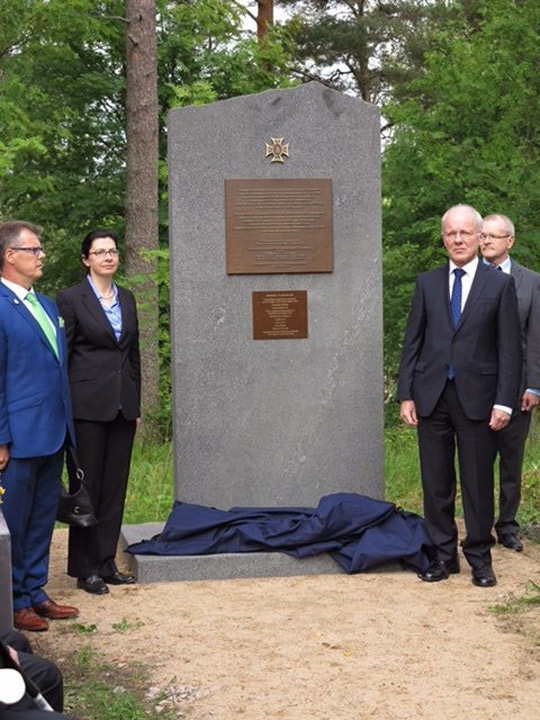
[
  {"x1": 56, "y1": 279, "x2": 141, "y2": 422},
  {"x1": 0, "y1": 283, "x2": 74, "y2": 457},
  {"x1": 510, "y1": 260, "x2": 540, "y2": 396},
  {"x1": 397, "y1": 261, "x2": 523, "y2": 420}
]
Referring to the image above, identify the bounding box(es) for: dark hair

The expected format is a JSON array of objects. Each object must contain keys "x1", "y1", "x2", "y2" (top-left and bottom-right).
[
  {"x1": 81, "y1": 229, "x2": 119, "y2": 259},
  {"x1": 0, "y1": 220, "x2": 42, "y2": 271}
]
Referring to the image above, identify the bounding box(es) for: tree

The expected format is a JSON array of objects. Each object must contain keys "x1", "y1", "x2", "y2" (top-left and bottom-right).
[
  {"x1": 382, "y1": 0, "x2": 540, "y2": 396},
  {"x1": 125, "y1": 0, "x2": 160, "y2": 436},
  {"x1": 276, "y1": 0, "x2": 458, "y2": 104}
]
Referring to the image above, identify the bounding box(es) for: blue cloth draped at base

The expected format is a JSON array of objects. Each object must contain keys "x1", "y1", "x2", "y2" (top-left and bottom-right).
[{"x1": 126, "y1": 493, "x2": 434, "y2": 573}]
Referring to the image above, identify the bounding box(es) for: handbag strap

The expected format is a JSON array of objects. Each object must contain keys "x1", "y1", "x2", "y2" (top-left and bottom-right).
[{"x1": 66, "y1": 444, "x2": 86, "y2": 486}]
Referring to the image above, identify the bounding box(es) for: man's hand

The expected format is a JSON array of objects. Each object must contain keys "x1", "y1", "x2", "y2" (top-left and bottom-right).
[
  {"x1": 0, "y1": 444, "x2": 9, "y2": 472},
  {"x1": 521, "y1": 391, "x2": 540, "y2": 412},
  {"x1": 489, "y1": 408, "x2": 511, "y2": 431},
  {"x1": 400, "y1": 400, "x2": 418, "y2": 427}
]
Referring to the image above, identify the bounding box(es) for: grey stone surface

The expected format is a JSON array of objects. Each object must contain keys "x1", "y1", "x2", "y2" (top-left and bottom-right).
[
  {"x1": 168, "y1": 82, "x2": 383, "y2": 510},
  {"x1": 0, "y1": 508, "x2": 13, "y2": 631},
  {"x1": 120, "y1": 523, "x2": 403, "y2": 583}
]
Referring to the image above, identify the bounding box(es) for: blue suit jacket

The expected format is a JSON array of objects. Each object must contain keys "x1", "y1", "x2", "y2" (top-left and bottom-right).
[{"x1": 0, "y1": 282, "x2": 75, "y2": 458}]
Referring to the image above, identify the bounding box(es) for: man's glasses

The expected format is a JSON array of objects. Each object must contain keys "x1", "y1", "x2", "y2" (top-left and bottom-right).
[
  {"x1": 480, "y1": 233, "x2": 511, "y2": 241},
  {"x1": 9, "y1": 246, "x2": 45, "y2": 256},
  {"x1": 443, "y1": 230, "x2": 478, "y2": 240},
  {"x1": 88, "y1": 249, "x2": 119, "y2": 258}
]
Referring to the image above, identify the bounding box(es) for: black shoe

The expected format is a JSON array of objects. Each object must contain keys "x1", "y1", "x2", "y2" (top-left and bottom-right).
[
  {"x1": 77, "y1": 575, "x2": 110, "y2": 594},
  {"x1": 418, "y1": 556, "x2": 460, "y2": 582},
  {"x1": 498, "y1": 533, "x2": 523, "y2": 552},
  {"x1": 101, "y1": 570, "x2": 136, "y2": 585},
  {"x1": 472, "y1": 565, "x2": 497, "y2": 587}
]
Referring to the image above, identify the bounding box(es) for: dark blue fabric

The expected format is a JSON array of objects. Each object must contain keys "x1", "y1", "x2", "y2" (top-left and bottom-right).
[{"x1": 126, "y1": 493, "x2": 434, "y2": 573}]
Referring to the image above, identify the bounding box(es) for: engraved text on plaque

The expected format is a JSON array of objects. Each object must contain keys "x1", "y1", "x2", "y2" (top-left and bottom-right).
[
  {"x1": 252, "y1": 291, "x2": 308, "y2": 340},
  {"x1": 226, "y1": 179, "x2": 333, "y2": 274}
]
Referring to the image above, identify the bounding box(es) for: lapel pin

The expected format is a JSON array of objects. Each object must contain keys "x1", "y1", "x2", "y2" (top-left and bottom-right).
[{"x1": 14, "y1": 299, "x2": 20, "y2": 305}]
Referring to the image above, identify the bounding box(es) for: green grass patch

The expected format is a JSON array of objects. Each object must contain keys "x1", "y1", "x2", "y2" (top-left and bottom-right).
[
  {"x1": 384, "y1": 423, "x2": 539, "y2": 535},
  {"x1": 488, "y1": 580, "x2": 540, "y2": 615},
  {"x1": 124, "y1": 441, "x2": 174, "y2": 524},
  {"x1": 62, "y1": 646, "x2": 178, "y2": 720}
]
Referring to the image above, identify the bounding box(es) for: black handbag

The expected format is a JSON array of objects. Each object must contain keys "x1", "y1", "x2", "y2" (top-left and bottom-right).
[{"x1": 57, "y1": 447, "x2": 98, "y2": 527}]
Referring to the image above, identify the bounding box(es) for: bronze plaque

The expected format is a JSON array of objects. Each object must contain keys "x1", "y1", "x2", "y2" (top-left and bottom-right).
[
  {"x1": 225, "y1": 179, "x2": 333, "y2": 274},
  {"x1": 252, "y1": 291, "x2": 308, "y2": 341}
]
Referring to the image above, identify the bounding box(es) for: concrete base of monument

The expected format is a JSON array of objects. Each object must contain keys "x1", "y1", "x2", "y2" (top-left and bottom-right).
[{"x1": 120, "y1": 522, "x2": 346, "y2": 583}]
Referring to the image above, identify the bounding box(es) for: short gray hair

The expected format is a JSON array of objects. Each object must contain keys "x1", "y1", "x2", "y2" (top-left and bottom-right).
[
  {"x1": 441, "y1": 204, "x2": 483, "y2": 233},
  {"x1": 0, "y1": 220, "x2": 42, "y2": 272},
  {"x1": 483, "y1": 213, "x2": 515, "y2": 237}
]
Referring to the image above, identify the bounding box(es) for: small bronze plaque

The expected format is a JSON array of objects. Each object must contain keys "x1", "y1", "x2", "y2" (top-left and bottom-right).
[
  {"x1": 226, "y1": 179, "x2": 333, "y2": 274},
  {"x1": 253, "y1": 291, "x2": 308, "y2": 341}
]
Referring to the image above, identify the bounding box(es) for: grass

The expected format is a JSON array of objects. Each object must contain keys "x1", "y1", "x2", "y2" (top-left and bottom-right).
[
  {"x1": 384, "y1": 423, "x2": 540, "y2": 538},
  {"x1": 488, "y1": 580, "x2": 540, "y2": 615},
  {"x1": 60, "y1": 647, "x2": 179, "y2": 720},
  {"x1": 123, "y1": 441, "x2": 174, "y2": 524}
]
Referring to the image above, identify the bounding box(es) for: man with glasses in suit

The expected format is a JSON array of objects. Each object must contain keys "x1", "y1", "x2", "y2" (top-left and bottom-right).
[
  {"x1": 480, "y1": 214, "x2": 540, "y2": 551},
  {"x1": 398, "y1": 205, "x2": 522, "y2": 587},
  {"x1": 0, "y1": 221, "x2": 78, "y2": 631}
]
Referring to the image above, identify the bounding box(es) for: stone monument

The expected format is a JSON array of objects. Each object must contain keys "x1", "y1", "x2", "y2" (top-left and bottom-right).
[
  {"x1": 123, "y1": 82, "x2": 383, "y2": 581},
  {"x1": 0, "y1": 508, "x2": 13, "y2": 630}
]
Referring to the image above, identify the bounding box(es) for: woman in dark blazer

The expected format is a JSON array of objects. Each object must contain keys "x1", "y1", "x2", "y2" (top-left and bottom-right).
[{"x1": 56, "y1": 229, "x2": 141, "y2": 594}]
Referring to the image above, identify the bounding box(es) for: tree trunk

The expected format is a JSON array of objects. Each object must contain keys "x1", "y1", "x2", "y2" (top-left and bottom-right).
[
  {"x1": 257, "y1": 0, "x2": 274, "y2": 41},
  {"x1": 125, "y1": 0, "x2": 160, "y2": 440}
]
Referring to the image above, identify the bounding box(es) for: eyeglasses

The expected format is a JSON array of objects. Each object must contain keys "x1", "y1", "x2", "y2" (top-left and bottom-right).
[
  {"x1": 88, "y1": 249, "x2": 119, "y2": 258},
  {"x1": 9, "y1": 246, "x2": 45, "y2": 256},
  {"x1": 480, "y1": 233, "x2": 511, "y2": 241},
  {"x1": 443, "y1": 231, "x2": 478, "y2": 240}
]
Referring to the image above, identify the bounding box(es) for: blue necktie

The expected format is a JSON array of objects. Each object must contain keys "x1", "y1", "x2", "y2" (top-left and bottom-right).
[
  {"x1": 448, "y1": 268, "x2": 465, "y2": 380},
  {"x1": 450, "y1": 268, "x2": 465, "y2": 329}
]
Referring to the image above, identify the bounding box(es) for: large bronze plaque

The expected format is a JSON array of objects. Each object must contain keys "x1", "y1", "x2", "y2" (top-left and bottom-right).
[
  {"x1": 226, "y1": 179, "x2": 333, "y2": 274},
  {"x1": 252, "y1": 291, "x2": 308, "y2": 341}
]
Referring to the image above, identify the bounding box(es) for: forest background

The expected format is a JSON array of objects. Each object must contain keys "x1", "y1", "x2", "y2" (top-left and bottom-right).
[{"x1": 1, "y1": 0, "x2": 539, "y2": 528}]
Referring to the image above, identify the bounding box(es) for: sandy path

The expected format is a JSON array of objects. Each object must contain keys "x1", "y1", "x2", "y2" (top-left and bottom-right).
[{"x1": 33, "y1": 528, "x2": 539, "y2": 719}]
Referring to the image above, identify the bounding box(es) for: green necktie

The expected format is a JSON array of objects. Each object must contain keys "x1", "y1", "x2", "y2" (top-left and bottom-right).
[{"x1": 26, "y1": 291, "x2": 59, "y2": 359}]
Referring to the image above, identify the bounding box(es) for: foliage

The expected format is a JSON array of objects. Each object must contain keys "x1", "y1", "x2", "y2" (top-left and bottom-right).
[
  {"x1": 382, "y1": 0, "x2": 540, "y2": 396},
  {"x1": 0, "y1": 0, "x2": 293, "y2": 437},
  {"x1": 276, "y1": 0, "x2": 464, "y2": 103}
]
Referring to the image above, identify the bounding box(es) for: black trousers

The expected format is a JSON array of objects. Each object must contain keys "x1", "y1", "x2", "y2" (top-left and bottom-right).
[
  {"x1": 494, "y1": 408, "x2": 532, "y2": 535},
  {"x1": 67, "y1": 412, "x2": 136, "y2": 579},
  {"x1": 417, "y1": 381, "x2": 497, "y2": 569},
  {"x1": 0, "y1": 631, "x2": 64, "y2": 713}
]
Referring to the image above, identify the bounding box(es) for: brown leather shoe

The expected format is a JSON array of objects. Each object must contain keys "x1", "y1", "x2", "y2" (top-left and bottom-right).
[
  {"x1": 33, "y1": 598, "x2": 79, "y2": 620},
  {"x1": 14, "y1": 607, "x2": 49, "y2": 632}
]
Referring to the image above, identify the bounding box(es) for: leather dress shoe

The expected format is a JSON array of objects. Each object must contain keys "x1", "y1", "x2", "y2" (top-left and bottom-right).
[
  {"x1": 101, "y1": 570, "x2": 136, "y2": 585},
  {"x1": 498, "y1": 533, "x2": 523, "y2": 552},
  {"x1": 33, "y1": 598, "x2": 79, "y2": 619},
  {"x1": 77, "y1": 575, "x2": 109, "y2": 594},
  {"x1": 418, "y1": 556, "x2": 460, "y2": 582},
  {"x1": 472, "y1": 565, "x2": 497, "y2": 587},
  {"x1": 14, "y1": 607, "x2": 49, "y2": 632}
]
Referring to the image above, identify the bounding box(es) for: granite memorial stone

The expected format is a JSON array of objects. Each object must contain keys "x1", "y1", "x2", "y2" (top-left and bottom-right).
[
  {"x1": 0, "y1": 508, "x2": 13, "y2": 630},
  {"x1": 123, "y1": 82, "x2": 384, "y2": 581}
]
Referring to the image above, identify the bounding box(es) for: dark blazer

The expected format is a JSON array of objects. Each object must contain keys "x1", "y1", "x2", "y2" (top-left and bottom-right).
[
  {"x1": 0, "y1": 282, "x2": 74, "y2": 457},
  {"x1": 397, "y1": 261, "x2": 523, "y2": 420},
  {"x1": 56, "y1": 279, "x2": 141, "y2": 422},
  {"x1": 510, "y1": 260, "x2": 540, "y2": 396}
]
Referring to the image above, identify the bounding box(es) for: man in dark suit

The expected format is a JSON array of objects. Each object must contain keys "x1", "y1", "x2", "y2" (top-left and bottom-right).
[
  {"x1": 480, "y1": 214, "x2": 540, "y2": 551},
  {"x1": 397, "y1": 205, "x2": 523, "y2": 587},
  {"x1": 0, "y1": 221, "x2": 78, "y2": 631}
]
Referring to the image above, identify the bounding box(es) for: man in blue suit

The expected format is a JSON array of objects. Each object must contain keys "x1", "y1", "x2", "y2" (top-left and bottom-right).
[{"x1": 0, "y1": 221, "x2": 79, "y2": 632}]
